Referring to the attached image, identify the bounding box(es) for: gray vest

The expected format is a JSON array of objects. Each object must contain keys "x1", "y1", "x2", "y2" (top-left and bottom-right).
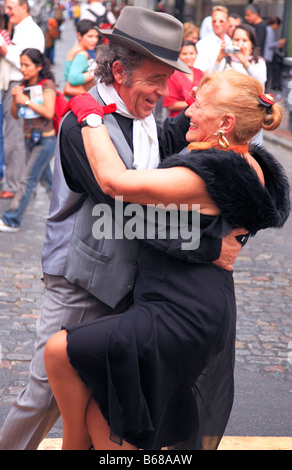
[{"x1": 42, "y1": 86, "x2": 141, "y2": 307}]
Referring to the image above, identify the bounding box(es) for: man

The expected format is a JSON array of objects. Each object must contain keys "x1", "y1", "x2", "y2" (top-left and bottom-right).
[
  {"x1": 80, "y1": 0, "x2": 116, "y2": 27},
  {"x1": 195, "y1": 5, "x2": 231, "y2": 74},
  {"x1": 226, "y1": 12, "x2": 242, "y2": 39},
  {"x1": 264, "y1": 16, "x2": 286, "y2": 91},
  {"x1": 0, "y1": 0, "x2": 44, "y2": 198},
  {"x1": 245, "y1": 4, "x2": 266, "y2": 55},
  {"x1": 0, "y1": 7, "x2": 243, "y2": 450}
]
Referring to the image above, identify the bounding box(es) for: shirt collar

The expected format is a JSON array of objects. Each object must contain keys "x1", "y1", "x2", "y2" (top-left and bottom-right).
[{"x1": 14, "y1": 15, "x2": 33, "y2": 32}]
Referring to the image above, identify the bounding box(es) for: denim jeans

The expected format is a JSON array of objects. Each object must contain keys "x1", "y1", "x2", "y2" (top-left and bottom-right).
[
  {"x1": 2, "y1": 135, "x2": 56, "y2": 228},
  {"x1": 0, "y1": 90, "x2": 4, "y2": 179}
]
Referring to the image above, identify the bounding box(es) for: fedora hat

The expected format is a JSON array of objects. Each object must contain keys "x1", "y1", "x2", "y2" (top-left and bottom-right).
[{"x1": 95, "y1": 6, "x2": 191, "y2": 74}]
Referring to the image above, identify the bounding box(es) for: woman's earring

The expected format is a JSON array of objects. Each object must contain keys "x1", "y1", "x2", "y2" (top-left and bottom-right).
[{"x1": 217, "y1": 130, "x2": 229, "y2": 149}]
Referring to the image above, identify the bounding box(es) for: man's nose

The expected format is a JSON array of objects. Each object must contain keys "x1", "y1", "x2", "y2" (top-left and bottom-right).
[{"x1": 157, "y1": 81, "x2": 169, "y2": 98}]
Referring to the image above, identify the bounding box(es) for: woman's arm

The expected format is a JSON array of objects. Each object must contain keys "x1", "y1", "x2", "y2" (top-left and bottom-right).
[
  {"x1": 11, "y1": 85, "x2": 56, "y2": 120},
  {"x1": 81, "y1": 125, "x2": 219, "y2": 213},
  {"x1": 68, "y1": 53, "x2": 92, "y2": 85},
  {"x1": 245, "y1": 59, "x2": 267, "y2": 87}
]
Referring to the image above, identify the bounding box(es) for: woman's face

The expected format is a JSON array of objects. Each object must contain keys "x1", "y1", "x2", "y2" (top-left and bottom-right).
[
  {"x1": 185, "y1": 85, "x2": 223, "y2": 144},
  {"x1": 20, "y1": 54, "x2": 42, "y2": 84},
  {"x1": 79, "y1": 29, "x2": 99, "y2": 51},
  {"x1": 185, "y1": 31, "x2": 199, "y2": 44},
  {"x1": 232, "y1": 28, "x2": 253, "y2": 56},
  {"x1": 179, "y1": 45, "x2": 197, "y2": 68}
]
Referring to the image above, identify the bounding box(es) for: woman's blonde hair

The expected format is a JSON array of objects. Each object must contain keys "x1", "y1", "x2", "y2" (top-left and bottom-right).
[
  {"x1": 197, "y1": 69, "x2": 282, "y2": 142},
  {"x1": 182, "y1": 22, "x2": 200, "y2": 41}
]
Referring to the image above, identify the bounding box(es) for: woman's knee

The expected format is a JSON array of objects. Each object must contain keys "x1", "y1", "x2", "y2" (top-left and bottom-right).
[{"x1": 44, "y1": 330, "x2": 69, "y2": 376}]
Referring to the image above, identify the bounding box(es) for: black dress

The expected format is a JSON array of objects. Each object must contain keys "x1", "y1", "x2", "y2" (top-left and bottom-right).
[{"x1": 65, "y1": 146, "x2": 290, "y2": 450}]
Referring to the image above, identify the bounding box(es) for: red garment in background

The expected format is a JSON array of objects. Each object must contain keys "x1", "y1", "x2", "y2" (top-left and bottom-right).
[
  {"x1": 0, "y1": 29, "x2": 12, "y2": 45},
  {"x1": 163, "y1": 67, "x2": 204, "y2": 117}
]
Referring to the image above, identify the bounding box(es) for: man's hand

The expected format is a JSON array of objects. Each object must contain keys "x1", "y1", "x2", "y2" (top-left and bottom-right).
[{"x1": 213, "y1": 228, "x2": 249, "y2": 271}]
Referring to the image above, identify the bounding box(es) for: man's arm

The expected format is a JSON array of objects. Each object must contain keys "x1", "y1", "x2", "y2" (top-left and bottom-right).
[
  {"x1": 60, "y1": 112, "x2": 115, "y2": 208},
  {"x1": 157, "y1": 110, "x2": 190, "y2": 160},
  {"x1": 0, "y1": 43, "x2": 21, "y2": 69}
]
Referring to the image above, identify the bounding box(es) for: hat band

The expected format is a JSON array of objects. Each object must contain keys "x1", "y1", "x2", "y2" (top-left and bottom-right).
[{"x1": 113, "y1": 28, "x2": 179, "y2": 62}]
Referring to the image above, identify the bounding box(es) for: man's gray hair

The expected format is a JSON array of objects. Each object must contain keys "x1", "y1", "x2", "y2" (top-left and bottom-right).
[
  {"x1": 245, "y1": 4, "x2": 260, "y2": 15},
  {"x1": 94, "y1": 42, "x2": 146, "y2": 86}
]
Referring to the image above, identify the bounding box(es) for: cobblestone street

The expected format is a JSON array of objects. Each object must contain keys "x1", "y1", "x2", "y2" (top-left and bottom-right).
[{"x1": 0, "y1": 19, "x2": 291, "y2": 443}]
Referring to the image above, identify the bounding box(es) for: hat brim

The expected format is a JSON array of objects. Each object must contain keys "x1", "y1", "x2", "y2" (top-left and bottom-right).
[{"x1": 95, "y1": 27, "x2": 192, "y2": 74}]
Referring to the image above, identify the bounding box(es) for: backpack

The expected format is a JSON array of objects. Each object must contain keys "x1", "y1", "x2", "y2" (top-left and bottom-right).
[
  {"x1": 53, "y1": 90, "x2": 68, "y2": 133},
  {"x1": 86, "y1": 7, "x2": 112, "y2": 43},
  {"x1": 39, "y1": 79, "x2": 68, "y2": 133}
]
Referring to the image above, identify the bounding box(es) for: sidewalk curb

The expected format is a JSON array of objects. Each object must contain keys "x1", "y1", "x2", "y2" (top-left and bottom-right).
[
  {"x1": 263, "y1": 130, "x2": 292, "y2": 150},
  {"x1": 37, "y1": 436, "x2": 292, "y2": 450}
]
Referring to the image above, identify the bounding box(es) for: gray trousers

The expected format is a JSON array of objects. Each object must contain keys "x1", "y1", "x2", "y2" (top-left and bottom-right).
[
  {"x1": 3, "y1": 81, "x2": 26, "y2": 193},
  {"x1": 0, "y1": 273, "x2": 117, "y2": 450}
]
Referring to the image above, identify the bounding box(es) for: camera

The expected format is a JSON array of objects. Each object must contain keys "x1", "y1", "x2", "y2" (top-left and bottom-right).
[
  {"x1": 224, "y1": 45, "x2": 240, "y2": 54},
  {"x1": 30, "y1": 129, "x2": 43, "y2": 145}
]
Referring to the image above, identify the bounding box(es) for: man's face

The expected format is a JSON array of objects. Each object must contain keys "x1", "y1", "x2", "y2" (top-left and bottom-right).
[
  {"x1": 245, "y1": 9, "x2": 257, "y2": 25},
  {"x1": 226, "y1": 17, "x2": 241, "y2": 38},
  {"x1": 5, "y1": 0, "x2": 27, "y2": 24},
  {"x1": 115, "y1": 58, "x2": 174, "y2": 119},
  {"x1": 211, "y1": 10, "x2": 228, "y2": 38}
]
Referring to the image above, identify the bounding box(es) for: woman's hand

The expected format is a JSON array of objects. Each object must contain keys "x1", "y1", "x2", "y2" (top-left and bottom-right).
[
  {"x1": 216, "y1": 41, "x2": 228, "y2": 64},
  {"x1": 66, "y1": 93, "x2": 117, "y2": 123},
  {"x1": 11, "y1": 85, "x2": 27, "y2": 105},
  {"x1": 186, "y1": 86, "x2": 198, "y2": 106},
  {"x1": 234, "y1": 46, "x2": 250, "y2": 69}
]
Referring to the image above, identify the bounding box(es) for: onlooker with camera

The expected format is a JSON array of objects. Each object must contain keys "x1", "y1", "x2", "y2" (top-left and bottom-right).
[
  {"x1": 194, "y1": 5, "x2": 231, "y2": 74},
  {"x1": 0, "y1": 48, "x2": 56, "y2": 232},
  {"x1": 210, "y1": 23, "x2": 266, "y2": 87},
  {"x1": 210, "y1": 23, "x2": 266, "y2": 145}
]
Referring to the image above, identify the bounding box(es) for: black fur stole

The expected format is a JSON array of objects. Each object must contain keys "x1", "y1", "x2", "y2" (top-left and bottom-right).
[{"x1": 159, "y1": 145, "x2": 290, "y2": 236}]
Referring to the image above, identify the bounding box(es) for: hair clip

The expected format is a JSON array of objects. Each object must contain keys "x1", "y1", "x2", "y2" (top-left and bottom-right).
[{"x1": 258, "y1": 93, "x2": 275, "y2": 108}]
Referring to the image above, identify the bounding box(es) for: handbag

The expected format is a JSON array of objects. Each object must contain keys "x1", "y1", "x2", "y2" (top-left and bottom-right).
[{"x1": 63, "y1": 81, "x2": 87, "y2": 98}]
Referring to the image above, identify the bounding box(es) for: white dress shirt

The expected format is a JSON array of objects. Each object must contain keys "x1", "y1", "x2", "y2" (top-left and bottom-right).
[
  {"x1": 194, "y1": 31, "x2": 232, "y2": 72},
  {"x1": 4, "y1": 16, "x2": 45, "y2": 82}
]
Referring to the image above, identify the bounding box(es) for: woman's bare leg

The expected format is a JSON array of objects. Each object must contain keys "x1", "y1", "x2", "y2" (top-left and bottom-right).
[
  {"x1": 86, "y1": 397, "x2": 138, "y2": 450},
  {"x1": 44, "y1": 330, "x2": 92, "y2": 450}
]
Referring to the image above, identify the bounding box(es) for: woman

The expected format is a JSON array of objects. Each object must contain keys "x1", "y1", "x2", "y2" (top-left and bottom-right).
[
  {"x1": 163, "y1": 40, "x2": 204, "y2": 117},
  {"x1": 0, "y1": 49, "x2": 56, "y2": 232},
  {"x1": 211, "y1": 23, "x2": 266, "y2": 145},
  {"x1": 44, "y1": 70, "x2": 290, "y2": 450},
  {"x1": 44, "y1": 17, "x2": 60, "y2": 64},
  {"x1": 63, "y1": 19, "x2": 98, "y2": 98},
  {"x1": 210, "y1": 23, "x2": 267, "y2": 87},
  {"x1": 183, "y1": 22, "x2": 200, "y2": 43}
]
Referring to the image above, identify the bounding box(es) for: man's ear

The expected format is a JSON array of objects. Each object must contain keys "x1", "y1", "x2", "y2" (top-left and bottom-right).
[
  {"x1": 220, "y1": 113, "x2": 236, "y2": 134},
  {"x1": 112, "y1": 61, "x2": 126, "y2": 85}
]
